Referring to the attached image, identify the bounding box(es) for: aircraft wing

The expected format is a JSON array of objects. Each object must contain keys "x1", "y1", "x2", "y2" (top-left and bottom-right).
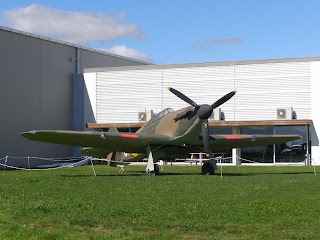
[
  {"x1": 21, "y1": 131, "x2": 302, "y2": 157},
  {"x1": 21, "y1": 130, "x2": 171, "y2": 153},
  {"x1": 209, "y1": 134, "x2": 302, "y2": 151}
]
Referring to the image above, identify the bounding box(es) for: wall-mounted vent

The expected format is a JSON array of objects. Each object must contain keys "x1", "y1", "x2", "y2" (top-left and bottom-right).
[
  {"x1": 138, "y1": 110, "x2": 153, "y2": 122},
  {"x1": 277, "y1": 107, "x2": 293, "y2": 120},
  {"x1": 209, "y1": 108, "x2": 221, "y2": 121}
]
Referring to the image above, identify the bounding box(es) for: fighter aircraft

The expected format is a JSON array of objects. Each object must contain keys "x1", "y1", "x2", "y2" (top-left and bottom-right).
[{"x1": 21, "y1": 88, "x2": 301, "y2": 175}]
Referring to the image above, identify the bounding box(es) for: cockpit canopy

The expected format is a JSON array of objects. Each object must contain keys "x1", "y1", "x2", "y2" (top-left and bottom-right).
[{"x1": 152, "y1": 108, "x2": 174, "y2": 121}]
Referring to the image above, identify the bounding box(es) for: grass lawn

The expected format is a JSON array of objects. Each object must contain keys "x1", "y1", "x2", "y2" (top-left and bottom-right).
[{"x1": 0, "y1": 165, "x2": 319, "y2": 239}]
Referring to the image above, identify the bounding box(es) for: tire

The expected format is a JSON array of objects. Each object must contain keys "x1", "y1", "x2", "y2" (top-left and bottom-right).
[
  {"x1": 154, "y1": 164, "x2": 160, "y2": 175},
  {"x1": 201, "y1": 162, "x2": 214, "y2": 175}
]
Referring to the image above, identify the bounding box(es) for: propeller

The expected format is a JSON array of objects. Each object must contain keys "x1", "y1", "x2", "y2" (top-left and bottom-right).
[
  {"x1": 168, "y1": 87, "x2": 236, "y2": 157},
  {"x1": 167, "y1": 87, "x2": 199, "y2": 108}
]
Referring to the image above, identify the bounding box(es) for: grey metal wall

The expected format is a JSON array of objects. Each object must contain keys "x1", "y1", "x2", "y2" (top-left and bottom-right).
[
  {"x1": 0, "y1": 28, "x2": 146, "y2": 166},
  {"x1": 80, "y1": 49, "x2": 143, "y2": 69}
]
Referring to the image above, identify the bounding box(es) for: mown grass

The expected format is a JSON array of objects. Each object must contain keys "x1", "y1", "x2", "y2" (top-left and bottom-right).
[{"x1": 0, "y1": 165, "x2": 319, "y2": 239}]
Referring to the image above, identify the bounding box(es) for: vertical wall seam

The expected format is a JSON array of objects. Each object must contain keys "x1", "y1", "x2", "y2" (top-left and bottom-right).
[
  {"x1": 76, "y1": 47, "x2": 80, "y2": 74},
  {"x1": 96, "y1": 72, "x2": 98, "y2": 122},
  {"x1": 39, "y1": 39, "x2": 42, "y2": 114},
  {"x1": 233, "y1": 65, "x2": 236, "y2": 121},
  {"x1": 161, "y1": 68, "x2": 164, "y2": 109}
]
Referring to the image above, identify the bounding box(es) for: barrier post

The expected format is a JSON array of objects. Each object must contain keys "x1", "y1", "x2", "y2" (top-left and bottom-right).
[
  {"x1": 4, "y1": 156, "x2": 8, "y2": 171},
  {"x1": 90, "y1": 158, "x2": 97, "y2": 177}
]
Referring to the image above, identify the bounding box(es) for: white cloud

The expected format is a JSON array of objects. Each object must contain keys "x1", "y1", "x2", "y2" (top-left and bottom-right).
[
  {"x1": 103, "y1": 45, "x2": 153, "y2": 63},
  {"x1": 2, "y1": 4, "x2": 146, "y2": 43}
]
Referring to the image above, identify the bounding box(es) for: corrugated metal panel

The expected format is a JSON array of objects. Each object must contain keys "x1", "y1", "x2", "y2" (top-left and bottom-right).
[
  {"x1": 94, "y1": 61, "x2": 311, "y2": 123},
  {"x1": 96, "y1": 69, "x2": 162, "y2": 123},
  {"x1": 234, "y1": 62, "x2": 311, "y2": 120},
  {"x1": 162, "y1": 66, "x2": 236, "y2": 120}
]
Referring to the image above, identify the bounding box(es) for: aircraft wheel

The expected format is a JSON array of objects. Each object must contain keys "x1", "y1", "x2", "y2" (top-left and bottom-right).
[
  {"x1": 202, "y1": 162, "x2": 214, "y2": 175},
  {"x1": 154, "y1": 164, "x2": 160, "y2": 175}
]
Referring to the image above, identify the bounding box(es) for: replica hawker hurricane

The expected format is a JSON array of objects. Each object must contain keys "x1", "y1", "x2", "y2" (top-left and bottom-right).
[{"x1": 22, "y1": 88, "x2": 301, "y2": 175}]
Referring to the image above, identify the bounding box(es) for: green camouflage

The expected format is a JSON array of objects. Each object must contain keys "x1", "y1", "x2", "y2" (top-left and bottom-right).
[
  {"x1": 21, "y1": 87, "x2": 305, "y2": 175},
  {"x1": 21, "y1": 106, "x2": 301, "y2": 162}
]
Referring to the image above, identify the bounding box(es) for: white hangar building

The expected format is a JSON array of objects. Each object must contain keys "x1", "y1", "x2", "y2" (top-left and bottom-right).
[{"x1": 77, "y1": 58, "x2": 320, "y2": 165}]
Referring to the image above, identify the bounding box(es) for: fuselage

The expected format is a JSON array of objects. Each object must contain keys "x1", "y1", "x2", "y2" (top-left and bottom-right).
[{"x1": 137, "y1": 106, "x2": 201, "y2": 139}]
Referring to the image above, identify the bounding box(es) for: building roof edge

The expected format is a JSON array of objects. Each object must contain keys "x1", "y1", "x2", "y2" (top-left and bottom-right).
[
  {"x1": 0, "y1": 25, "x2": 152, "y2": 65},
  {"x1": 84, "y1": 56, "x2": 320, "y2": 73}
]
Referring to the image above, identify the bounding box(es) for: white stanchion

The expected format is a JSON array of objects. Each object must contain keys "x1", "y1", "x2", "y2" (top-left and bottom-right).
[
  {"x1": 90, "y1": 158, "x2": 97, "y2": 177},
  {"x1": 27, "y1": 156, "x2": 30, "y2": 170},
  {"x1": 311, "y1": 157, "x2": 319, "y2": 176},
  {"x1": 4, "y1": 156, "x2": 8, "y2": 171}
]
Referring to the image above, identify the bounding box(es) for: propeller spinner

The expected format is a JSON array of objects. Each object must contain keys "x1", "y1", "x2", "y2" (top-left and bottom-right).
[{"x1": 168, "y1": 87, "x2": 236, "y2": 157}]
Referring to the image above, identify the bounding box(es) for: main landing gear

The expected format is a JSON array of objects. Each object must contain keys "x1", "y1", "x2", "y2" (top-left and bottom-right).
[
  {"x1": 201, "y1": 159, "x2": 217, "y2": 175},
  {"x1": 146, "y1": 163, "x2": 159, "y2": 176},
  {"x1": 153, "y1": 164, "x2": 159, "y2": 175},
  {"x1": 145, "y1": 146, "x2": 160, "y2": 176},
  {"x1": 201, "y1": 162, "x2": 214, "y2": 175}
]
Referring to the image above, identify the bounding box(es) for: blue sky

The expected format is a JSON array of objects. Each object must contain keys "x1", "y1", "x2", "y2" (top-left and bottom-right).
[{"x1": 1, "y1": 0, "x2": 320, "y2": 64}]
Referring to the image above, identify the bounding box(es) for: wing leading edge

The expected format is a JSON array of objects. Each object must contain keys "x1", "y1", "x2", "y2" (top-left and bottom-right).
[
  {"x1": 21, "y1": 130, "x2": 172, "y2": 153},
  {"x1": 22, "y1": 130, "x2": 302, "y2": 157},
  {"x1": 208, "y1": 134, "x2": 302, "y2": 151}
]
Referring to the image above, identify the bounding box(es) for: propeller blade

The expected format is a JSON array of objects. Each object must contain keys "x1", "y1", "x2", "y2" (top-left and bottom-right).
[
  {"x1": 167, "y1": 87, "x2": 199, "y2": 108},
  {"x1": 201, "y1": 119, "x2": 211, "y2": 156},
  {"x1": 211, "y1": 91, "x2": 236, "y2": 109}
]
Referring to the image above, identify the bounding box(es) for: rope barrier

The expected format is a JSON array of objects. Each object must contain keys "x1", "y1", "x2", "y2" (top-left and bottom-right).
[
  {"x1": 213, "y1": 156, "x2": 233, "y2": 164},
  {"x1": 0, "y1": 155, "x2": 318, "y2": 178},
  {"x1": 5, "y1": 156, "x2": 87, "y2": 162},
  {"x1": 237, "y1": 157, "x2": 262, "y2": 164},
  {"x1": 30, "y1": 156, "x2": 88, "y2": 162},
  {"x1": 311, "y1": 158, "x2": 320, "y2": 176},
  {"x1": 0, "y1": 157, "x2": 89, "y2": 171},
  {"x1": 311, "y1": 157, "x2": 320, "y2": 165}
]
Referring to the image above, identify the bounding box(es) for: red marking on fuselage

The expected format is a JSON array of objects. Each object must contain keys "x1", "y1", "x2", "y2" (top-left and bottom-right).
[
  {"x1": 121, "y1": 134, "x2": 138, "y2": 139},
  {"x1": 227, "y1": 136, "x2": 241, "y2": 140}
]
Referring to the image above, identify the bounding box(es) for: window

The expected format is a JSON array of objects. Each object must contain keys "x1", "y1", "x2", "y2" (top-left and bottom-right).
[
  {"x1": 275, "y1": 126, "x2": 308, "y2": 163},
  {"x1": 240, "y1": 127, "x2": 274, "y2": 163},
  {"x1": 239, "y1": 126, "x2": 309, "y2": 164}
]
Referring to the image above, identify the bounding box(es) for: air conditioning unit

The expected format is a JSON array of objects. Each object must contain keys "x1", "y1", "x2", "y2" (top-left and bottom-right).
[
  {"x1": 138, "y1": 110, "x2": 153, "y2": 122},
  {"x1": 277, "y1": 107, "x2": 293, "y2": 120},
  {"x1": 209, "y1": 108, "x2": 221, "y2": 121}
]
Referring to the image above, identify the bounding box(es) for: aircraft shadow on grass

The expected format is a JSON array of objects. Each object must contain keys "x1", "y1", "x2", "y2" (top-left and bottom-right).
[
  {"x1": 58, "y1": 171, "x2": 199, "y2": 178},
  {"x1": 58, "y1": 170, "x2": 313, "y2": 178}
]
